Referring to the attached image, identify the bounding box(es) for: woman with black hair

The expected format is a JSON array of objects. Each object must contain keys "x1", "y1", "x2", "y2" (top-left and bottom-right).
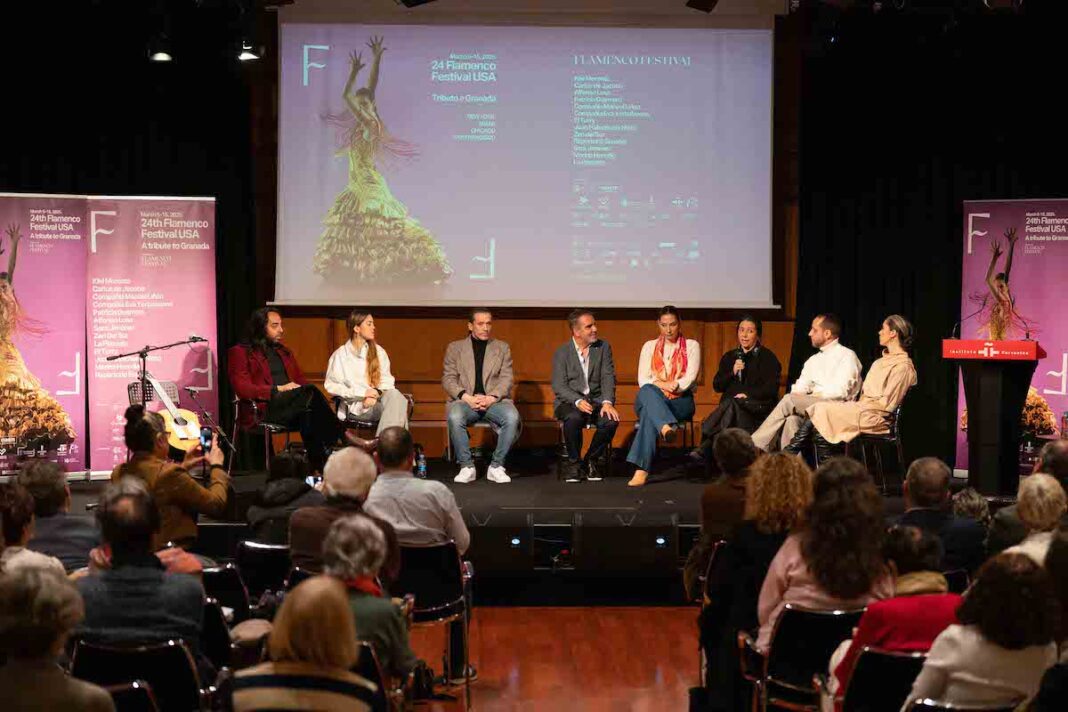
[
  {"x1": 694, "y1": 316, "x2": 782, "y2": 470},
  {"x1": 110, "y1": 404, "x2": 227, "y2": 550},
  {"x1": 246, "y1": 451, "x2": 325, "y2": 544}
]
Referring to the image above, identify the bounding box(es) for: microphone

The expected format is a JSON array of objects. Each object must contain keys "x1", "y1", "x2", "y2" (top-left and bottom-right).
[
  {"x1": 188, "y1": 334, "x2": 208, "y2": 343},
  {"x1": 735, "y1": 347, "x2": 745, "y2": 382}
]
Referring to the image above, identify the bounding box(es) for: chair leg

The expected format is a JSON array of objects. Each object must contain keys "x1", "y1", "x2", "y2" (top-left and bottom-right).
[
  {"x1": 228, "y1": 415, "x2": 240, "y2": 477},
  {"x1": 874, "y1": 446, "x2": 886, "y2": 494},
  {"x1": 263, "y1": 430, "x2": 272, "y2": 466},
  {"x1": 463, "y1": 609, "x2": 472, "y2": 712}
]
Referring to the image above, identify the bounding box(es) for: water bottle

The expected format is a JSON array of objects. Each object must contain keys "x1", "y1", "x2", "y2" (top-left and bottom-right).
[
  {"x1": 1061, "y1": 411, "x2": 1068, "y2": 440},
  {"x1": 415, "y1": 445, "x2": 428, "y2": 479}
]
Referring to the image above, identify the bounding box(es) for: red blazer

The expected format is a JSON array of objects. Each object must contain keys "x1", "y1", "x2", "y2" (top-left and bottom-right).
[
  {"x1": 227, "y1": 343, "x2": 308, "y2": 428},
  {"x1": 833, "y1": 591, "x2": 961, "y2": 697}
]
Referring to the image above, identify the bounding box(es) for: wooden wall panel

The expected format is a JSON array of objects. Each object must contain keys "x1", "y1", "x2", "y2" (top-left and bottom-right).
[{"x1": 277, "y1": 316, "x2": 794, "y2": 457}]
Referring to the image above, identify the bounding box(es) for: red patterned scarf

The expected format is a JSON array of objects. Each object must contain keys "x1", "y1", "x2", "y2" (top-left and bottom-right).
[
  {"x1": 343, "y1": 575, "x2": 384, "y2": 598},
  {"x1": 651, "y1": 335, "x2": 688, "y2": 399}
]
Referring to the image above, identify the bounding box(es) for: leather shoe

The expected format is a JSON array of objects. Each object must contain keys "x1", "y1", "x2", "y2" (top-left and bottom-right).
[{"x1": 344, "y1": 432, "x2": 378, "y2": 453}]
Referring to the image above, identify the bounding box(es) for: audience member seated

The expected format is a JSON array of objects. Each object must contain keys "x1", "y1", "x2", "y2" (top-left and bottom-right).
[
  {"x1": 0, "y1": 567, "x2": 115, "y2": 712},
  {"x1": 364, "y1": 427, "x2": 472, "y2": 682},
  {"x1": 755, "y1": 457, "x2": 892, "y2": 652},
  {"x1": 323, "y1": 514, "x2": 418, "y2": 680},
  {"x1": 903, "y1": 553, "x2": 1059, "y2": 710},
  {"x1": 827, "y1": 526, "x2": 961, "y2": 709},
  {"x1": 988, "y1": 439, "x2": 1068, "y2": 556},
  {"x1": 896, "y1": 457, "x2": 985, "y2": 574},
  {"x1": 75, "y1": 479, "x2": 210, "y2": 677},
  {"x1": 233, "y1": 576, "x2": 375, "y2": 712},
  {"x1": 246, "y1": 451, "x2": 325, "y2": 545},
  {"x1": 700, "y1": 452, "x2": 813, "y2": 712},
  {"x1": 289, "y1": 447, "x2": 399, "y2": 583},
  {"x1": 1033, "y1": 663, "x2": 1068, "y2": 712},
  {"x1": 18, "y1": 460, "x2": 99, "y2": 573},
  {"x1": 1044, "y1": 531, "x2": 1068, "y2": 645},
  {"x1": 0, "y1": 481, "x2": 65, "y2": 575},
  {"x1": 952, "y1": 486, "x2": 992, "y2": 533},
  {"x1": 1004, "y1": 473, "x2": 1067, "y2": 566},
  {"x1": 112, "y1": 404, "x2": 228, "y2": 550}
]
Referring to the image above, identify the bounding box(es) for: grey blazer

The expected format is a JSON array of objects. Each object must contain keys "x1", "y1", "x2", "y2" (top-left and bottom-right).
[
  {"x1": 551, "y1": 339, "x2": 616, "y2": 410},
  {"x1": 441, "y1": 337, "x2": 514, "y2": 402}
]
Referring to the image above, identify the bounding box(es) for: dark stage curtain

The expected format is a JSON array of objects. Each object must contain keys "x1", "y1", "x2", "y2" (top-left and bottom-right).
[
  {"x1": 0, "y1": 3, "x2": 271, "y2": 454},
  {"x1": 790, "y1": 8, "x2": 1068, "y2": 465}
]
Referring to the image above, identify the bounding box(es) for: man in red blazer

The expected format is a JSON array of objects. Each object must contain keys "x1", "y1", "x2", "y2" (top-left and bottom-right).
[{"x1": 228, "y1": 307, "x2": 350, "y2": 471}]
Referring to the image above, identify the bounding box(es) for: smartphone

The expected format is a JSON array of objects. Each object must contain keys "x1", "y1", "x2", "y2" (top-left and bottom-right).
[{"x1": 199, "y1": 427, "x2": 213, "y2": 451}]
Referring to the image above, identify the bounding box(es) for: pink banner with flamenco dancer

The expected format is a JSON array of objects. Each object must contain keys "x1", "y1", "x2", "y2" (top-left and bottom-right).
[
  {"x1": 956, "y1": 199, "x2": 1068, "y2": 470},
  {"x1": 0, "y1": 194, "x2": 87, "y2": 474},
  {"x1": 86, "y1": 197, "x2": 218, "y2": 474}
]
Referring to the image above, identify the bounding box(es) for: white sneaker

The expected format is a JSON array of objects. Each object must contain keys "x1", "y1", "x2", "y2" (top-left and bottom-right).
[
  {"x1": 453, "y1": 466, "x2": 477, "y2": 484},
  {"x1": 486, "y1": 465, "x2": 511, "y2": 483}
]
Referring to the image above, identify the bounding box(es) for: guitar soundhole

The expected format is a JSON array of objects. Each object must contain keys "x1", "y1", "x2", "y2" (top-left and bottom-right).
[{"x1": 175, "y1": 417, "x2": 187, "y2": 427}]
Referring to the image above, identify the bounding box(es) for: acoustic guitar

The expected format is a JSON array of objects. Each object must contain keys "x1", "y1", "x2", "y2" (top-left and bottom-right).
[{"x1": 144, "y1": 373, "x2": 205, "y2": 452}]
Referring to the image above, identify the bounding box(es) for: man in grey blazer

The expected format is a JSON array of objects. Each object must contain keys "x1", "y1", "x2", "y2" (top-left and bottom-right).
[
  {"x1": 552, "y1": 309, "x2": 620, "y2": 482},
  {"x1": 442, "y1": 308, "x2": 521, "y2": 484}
]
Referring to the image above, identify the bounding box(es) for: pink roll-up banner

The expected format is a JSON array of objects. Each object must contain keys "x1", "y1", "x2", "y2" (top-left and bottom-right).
[
  {"x1": 0, "y1": 193, "x2": 87, "y2": 474},
  {"x1": 86, "y1": 197, "x2": 218, "y2": 474},
  {"x1": 956, "y1": 198, "x2": 1068, "y2": 471}
]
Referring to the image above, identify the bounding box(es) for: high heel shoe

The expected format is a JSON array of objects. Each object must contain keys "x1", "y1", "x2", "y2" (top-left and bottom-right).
[{"x1": 628, "y1": 470, "x2": 649, "y2": 487}]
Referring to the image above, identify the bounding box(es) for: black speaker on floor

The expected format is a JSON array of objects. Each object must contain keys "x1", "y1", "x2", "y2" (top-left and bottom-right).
[
  {"x1": 686, "y1": 0, "x2": 720, "y2": 13},
  {"x1": 573, "y1": 512, "x2": 678, "y2": 576},
  {"x1": 463, "y1": 510, "x2": 535, "y2": 573}
]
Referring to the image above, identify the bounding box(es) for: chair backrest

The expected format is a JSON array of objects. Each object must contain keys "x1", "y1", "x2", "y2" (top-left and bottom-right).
[
  {"x1": 352, "y1": 640, "x2": 390, "y2": 712},
  {"x1": 105, "y1": 680, "x2": 161, "y2": 712},
  {"x1": 128, "y1": 380, "x2": 181, "y2": 408},
  {"x1": 201, "y1": 598, "x2": 232, "y2": 671},
  {"x1": 394, "y1": 542, "x2": 465, "y2": 616},
  {"x1": 71, "y1": 639, "x2": 201, "y2": 712},
  {"x1": 842, "y1": 647, "x2": 925, "y2": 712},
  {"x1": 765, "y1": 603, "x2": 865, "y2": 691},
  {"x1": 942, "y1": 569, "x2": 970, "y2": 594},
  {"x1": 236, "y1": 540, "x2": 292, "y2": 598},
  {"x1": 201, "y1": 564, "x2": 251, "y2": 624},
  {"x1": 907, "y1": 700, "x2": 1024, "y2": 712},
  {"x1": 285, "y1": 566, "x2": 313, "y2": 591}
]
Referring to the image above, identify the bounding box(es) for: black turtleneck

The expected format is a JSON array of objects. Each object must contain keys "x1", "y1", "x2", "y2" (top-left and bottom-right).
[
  {"x1": 265, "y1": 343, "x2": 289, "y2": 388},
  {"x1": 471, "y1": 335, "x2": 488, "y2": 396}
]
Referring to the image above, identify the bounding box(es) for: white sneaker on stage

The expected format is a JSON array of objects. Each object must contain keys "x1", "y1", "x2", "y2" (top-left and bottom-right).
[
  {"x1": 453, "y1": 466, "x2": 477, "y2": 484},
  {"x1": 486, "y1": 465, "x2": 511, "y2": 483}
]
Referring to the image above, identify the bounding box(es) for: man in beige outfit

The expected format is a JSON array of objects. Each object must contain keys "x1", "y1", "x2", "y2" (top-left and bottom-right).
[{"x1": 442, "y1": 308, "x2": 521, "y2": 483}]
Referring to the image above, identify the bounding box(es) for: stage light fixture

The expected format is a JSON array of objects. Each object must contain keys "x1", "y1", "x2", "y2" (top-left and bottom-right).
[
  {"x1": 686, "y1": 0, "x2": 720, "y2": 12},
  {"x1": 148, "y1": 37, "x2": 173, "y2": 62},
  {"x1": 394, "y1": 0, "x2": 438, "y2": 7},
  {"x1": 238, "y1": 40, "x2": 260, "y2": 61}
]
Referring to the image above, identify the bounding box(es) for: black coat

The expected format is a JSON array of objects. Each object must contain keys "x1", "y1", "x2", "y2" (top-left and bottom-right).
[{"x1": 711, "y1": 344, "x2": 782, "y2": 404}]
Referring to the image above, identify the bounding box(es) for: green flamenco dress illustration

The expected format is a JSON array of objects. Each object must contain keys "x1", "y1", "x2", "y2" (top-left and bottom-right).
[{"x1": 314, "y1": 36, "x2": 452, "y2": 284}]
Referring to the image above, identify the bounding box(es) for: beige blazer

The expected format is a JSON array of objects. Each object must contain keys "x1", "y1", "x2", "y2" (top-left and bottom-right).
[{"x1": 442, "y1": 337, "x2": 514, "y2": 402}]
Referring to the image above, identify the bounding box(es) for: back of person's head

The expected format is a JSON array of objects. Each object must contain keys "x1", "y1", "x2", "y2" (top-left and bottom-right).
[
  {"x1": 815, "y1": 313, "x2": 842, "y2": 338},
  {"x1": 802, "y1": 458, "x2": 886, "y2": 600},
  {"x1": 0, "y1": 567, "x2": 84, "y2": 659},
  {"x1": 268, "y1": 450, "x2": 311, "y2": 484},
  {"x1": 1044, "y1": 531, "x2": 1068, "y2": 641},
  {"x1": 268, "y1": 575, "x2": 358, "y2": 669},
  {"x1": 322, "y1": 447, "x2": 377, "y2": 500},
  {"x1": 16, "y1": 460, "x2": 68, "y2": 518},
  {"x1": 904, "y1": 457, "x2": 952, "y2": 509},
  {"x1": 96, "y1": 478, "x2": 160, "y2": 557},
  {"x1": 123, "y1": 404, "x2": 166, "y2": 453},
  {"x1": 0, "y1": 482, "x2": 36, "y2": 546},
  {"x1": 744, "y1": 453, "x2": 813, "y2": 535},
  {"x1": 377, "y1": 427, "x2": 413, "y2": 469},
  {"x1": 952, "y1": 487, "x2": 991, "y2": 530},
  {"x1": 958, "y1": 552, "x2": 1059, "y2": 650},
  {"x1": 1035, "y1": 439, "x2": 1068, "y2": 486},
  {"x1": 713, "y1": 429, "x2": 759, "y2": 478},
  {"x1": 322, "y1": 514, "x2": 387, "y2": 580},
  {"x1": 883, "y1": 526, "x2": 942, "y2": 577},
  {"x1": 1017, "y1": 473, "x2": 1067, "y2": 533}
]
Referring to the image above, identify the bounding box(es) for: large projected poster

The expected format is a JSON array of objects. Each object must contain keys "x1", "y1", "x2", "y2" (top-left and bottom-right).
[{"x1": 278, "y1": 24, "x2": 774, "y2": 307}]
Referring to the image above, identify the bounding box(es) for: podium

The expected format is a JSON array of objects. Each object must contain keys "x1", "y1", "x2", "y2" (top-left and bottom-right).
[{"x1": 943, "y1": 339, "x2": 1046, "y2": 496}]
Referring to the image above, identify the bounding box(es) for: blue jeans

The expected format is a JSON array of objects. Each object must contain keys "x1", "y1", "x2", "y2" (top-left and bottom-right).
[
  {"x1": 447, "y1": 400, "x2": 521, "y2": 467},
  {"x1": 627, "y1": 384, "x2": 695, "y2": 471}
]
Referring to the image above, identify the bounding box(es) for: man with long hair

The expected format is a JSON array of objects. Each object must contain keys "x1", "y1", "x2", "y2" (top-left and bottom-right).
[{"x1": 228, "y1": 307, "x2": 358, "y2": 471}]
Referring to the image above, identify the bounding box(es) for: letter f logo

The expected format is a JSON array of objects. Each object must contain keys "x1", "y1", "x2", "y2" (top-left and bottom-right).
[
  {"x1": 303, "y1": 44, "x2": 330, "y2": 86},
  {"x1": 90, "y1": 210, "x2": 116, "y2": 254}
]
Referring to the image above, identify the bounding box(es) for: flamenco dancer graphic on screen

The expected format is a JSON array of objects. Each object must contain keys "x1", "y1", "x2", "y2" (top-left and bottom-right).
[
  {"x1": 0, "y1": 224, "x2": 76, "y2": 448},
  {"x1": 314, "y1": 36, "x2": 452, "y2": 284},
  {"x1": 969, "y1": 227, "x2": 1036, "y2": 340}
]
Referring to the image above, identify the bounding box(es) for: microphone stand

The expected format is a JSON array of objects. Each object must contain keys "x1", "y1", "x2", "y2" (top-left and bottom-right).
[
  {"x1": 106, "y1": 338, "x2": 205, "y2": 407},
  {"x1": 184, "y1": 387, "x2": 236, "y2": 455}
]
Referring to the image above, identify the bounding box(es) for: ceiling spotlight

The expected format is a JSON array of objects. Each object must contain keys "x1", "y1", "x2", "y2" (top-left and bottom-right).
[
  {"x1": 238, "y1": 40, "x2": 260, "y2": 61},
  {"x1": 685, "y1": 0, "x2": 720, "y2": 12},
  {"x1": 148, "y1": 36, "x2": 173, "y2": 62}
]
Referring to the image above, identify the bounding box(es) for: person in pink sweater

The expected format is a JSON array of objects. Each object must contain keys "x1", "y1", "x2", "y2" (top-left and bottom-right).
[{"x1": 756, "y1": 457, "x2": 893, "y2": 652}]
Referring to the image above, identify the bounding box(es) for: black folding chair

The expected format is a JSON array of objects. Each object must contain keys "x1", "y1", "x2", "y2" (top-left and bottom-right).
[
  {"x1": 352, "y1": 640, "x2": 392, "y2": 712},
  {"x1": 840, "y1": 647, "x2": 925, "y2": 712},
  {"x1": 105, "y1": 680, "x2": 160, "y2": 712},
  {"x1": 739, "y1": 603, "x2": 865, "y2": 711},
  {"x1": 202, "y1": 598, "x2": 233, "y2": 671},
  {"x1": 71, "y1": 639, "x2": 211, "y2": 712},
  {"x1": 285, "y1": 566, "x2": 313, "y2": 591},
  {"x1": 201, "y1": 564, "x2": 251, "y2": 624},
  {"x1": 393, "y1": 541, "x2": 472, "y2": 711},
  {"x1": 235, "y1": 540, "x2": 292, "y2": 598},
  {"x1": 845, "y1": 389, "x2": 912, "y2": 494},
  {"x1": 907, "y1": 700, "x2": 1024, "y2": 712}
]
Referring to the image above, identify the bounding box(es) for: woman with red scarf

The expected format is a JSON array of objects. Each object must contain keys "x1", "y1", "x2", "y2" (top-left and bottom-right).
[{"x1": 627, "y1": 306, "x2": 702, "y2": 487}]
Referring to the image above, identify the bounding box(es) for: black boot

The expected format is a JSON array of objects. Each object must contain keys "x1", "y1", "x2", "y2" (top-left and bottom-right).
[
  {"x1": 812, "y1": 431, "x2": 844, "y2": 464},
  {"x1": 783, "y1": 419, "x2": 815, "y2": 455}
]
